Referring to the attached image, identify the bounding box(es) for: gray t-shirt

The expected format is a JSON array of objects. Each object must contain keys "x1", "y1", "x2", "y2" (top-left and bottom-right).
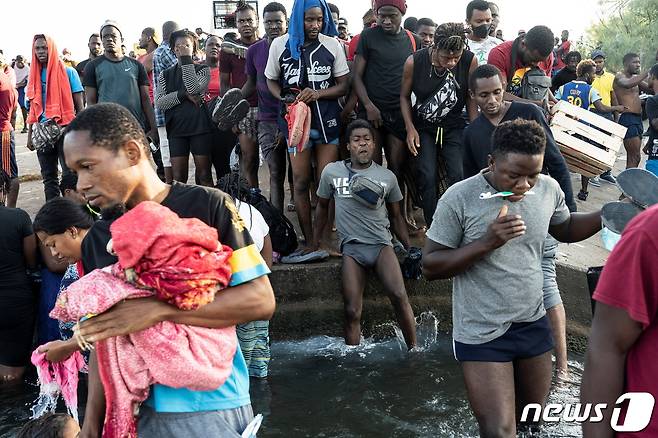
[
  {"x1": 426, "y1": 172, "x2": 570, "y2": 344},
  {"x1": 83, "y1": 55, "x2": 149, "y2": 128},
  {"x1": 317, "y1": 161, "x2": 403, "y2": 248}
]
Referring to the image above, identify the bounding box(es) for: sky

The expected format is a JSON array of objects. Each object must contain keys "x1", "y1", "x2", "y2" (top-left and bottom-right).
[{"x1": 2, "y1": 0, "x2": 607, "y2": 62}]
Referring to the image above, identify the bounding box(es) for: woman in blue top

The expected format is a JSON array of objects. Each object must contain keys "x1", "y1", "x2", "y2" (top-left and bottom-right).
[{"x1": 265, "y1": 0, "x2": 349, "y2": 252}]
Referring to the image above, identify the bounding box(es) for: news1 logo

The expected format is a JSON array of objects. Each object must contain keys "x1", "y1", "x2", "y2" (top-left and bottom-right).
[{"x1": 521, "y1": 392, "x2": 655, "y2": 432}]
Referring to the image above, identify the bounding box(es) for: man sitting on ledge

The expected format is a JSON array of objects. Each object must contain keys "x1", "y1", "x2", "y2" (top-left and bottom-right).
[{"x1": 309, "y1": 119, "x2": 417, "y2": 350}]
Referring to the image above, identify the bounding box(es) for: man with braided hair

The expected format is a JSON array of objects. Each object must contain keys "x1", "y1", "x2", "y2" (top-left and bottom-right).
[{"x1": 400, "y1": 22, "x2": 478, "y2": 226}]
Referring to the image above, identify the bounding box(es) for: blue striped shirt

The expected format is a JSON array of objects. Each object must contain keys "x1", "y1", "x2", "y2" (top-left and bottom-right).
[{"x1": 152, "y1": 43, "x2": 178, "y2": 127}]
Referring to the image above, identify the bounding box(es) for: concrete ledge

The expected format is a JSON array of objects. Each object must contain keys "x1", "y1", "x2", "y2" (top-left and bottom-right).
[{"x1": 269, "y1": 260, "x2": 593, "y2": 352}]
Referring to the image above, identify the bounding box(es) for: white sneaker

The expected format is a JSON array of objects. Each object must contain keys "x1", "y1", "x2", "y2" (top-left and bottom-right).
[{"x1": 589, "y1": 176, "x2": 601, "y2": 187}]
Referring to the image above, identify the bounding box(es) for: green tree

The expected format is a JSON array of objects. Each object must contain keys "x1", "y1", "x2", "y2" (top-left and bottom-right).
[{"x1": 584, "y1": 0, "x2": 658, "y2": 72}]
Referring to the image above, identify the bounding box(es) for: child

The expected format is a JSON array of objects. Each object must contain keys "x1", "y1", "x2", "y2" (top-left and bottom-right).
[{"x1": 17, "y1": 413, "x2": 80, "y2": 438}]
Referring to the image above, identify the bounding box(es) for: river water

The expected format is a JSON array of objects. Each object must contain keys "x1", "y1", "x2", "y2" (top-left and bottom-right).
[{"x1": 0, "y1": 313, "x2": 584, "y2": 437}]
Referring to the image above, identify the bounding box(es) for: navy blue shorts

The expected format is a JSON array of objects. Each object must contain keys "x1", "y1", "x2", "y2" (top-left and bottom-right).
[
  {"x1": 619, "y1": 113, "x2": 644, "y2": 140},
  {"x1": 453, "y1": 315, "x2": 554, "y2": 362}
]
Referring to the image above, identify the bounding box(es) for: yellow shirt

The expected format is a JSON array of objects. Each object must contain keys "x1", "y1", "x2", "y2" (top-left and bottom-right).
[{"x1": 591, "y1": 71, "x2": 615, "y2": 108}]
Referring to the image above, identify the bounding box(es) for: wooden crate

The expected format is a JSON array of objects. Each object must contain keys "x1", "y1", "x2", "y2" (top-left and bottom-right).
[{"x1": 549, "y1": 100, "x2": 627, "y2": 177}]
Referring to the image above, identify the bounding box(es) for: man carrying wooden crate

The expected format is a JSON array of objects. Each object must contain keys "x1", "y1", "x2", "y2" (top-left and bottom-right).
[{"x1": 555, "y1": 59, "x2": 627, "y2": 201}]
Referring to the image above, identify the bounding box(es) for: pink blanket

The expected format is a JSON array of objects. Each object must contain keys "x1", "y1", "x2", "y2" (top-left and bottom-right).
[
  {"x1": 51, "y1": 269, "x2": 237, "y2": 438},
  {"x1": 30, "y1": 350, "x2": 86, "y2": 423}
]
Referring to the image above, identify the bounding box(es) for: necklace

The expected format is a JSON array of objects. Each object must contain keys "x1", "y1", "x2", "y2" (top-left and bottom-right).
[
  {"x1": 431, "y1": 64, "x2": 448, "y2": 78},
  {"x1": 429, "y1": 48, "x2": 448, "y2": 78}
]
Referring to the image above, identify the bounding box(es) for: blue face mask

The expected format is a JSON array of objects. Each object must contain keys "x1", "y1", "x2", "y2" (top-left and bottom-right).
[{"x1": 601, "y1": 227, "x2": 621, "y2": 252}]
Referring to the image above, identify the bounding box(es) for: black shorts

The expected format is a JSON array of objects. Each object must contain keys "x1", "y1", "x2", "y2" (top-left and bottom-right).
[
  {"x1": 168, "y1": 133, "x2": 214, "y2": 157},
  {"x1": 357, "y1": 108, "x2": 407, "y2": 142},
  {"x1": 453, "y1": 315, "x2": 554, "y2": 362}
]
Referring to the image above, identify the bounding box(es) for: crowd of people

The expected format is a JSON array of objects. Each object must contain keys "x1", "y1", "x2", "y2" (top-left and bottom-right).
[{"x1": 1, "y1": 0, "x2": 657, "y2": 436}]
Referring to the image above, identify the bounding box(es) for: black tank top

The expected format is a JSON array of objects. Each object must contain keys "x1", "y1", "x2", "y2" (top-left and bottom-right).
[{"x1": 411, "y1": 47, "x2": 474, "y2": 130}]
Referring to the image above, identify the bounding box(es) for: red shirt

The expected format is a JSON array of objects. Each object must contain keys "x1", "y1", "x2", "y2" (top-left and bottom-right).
[
  {"x1": 593, "y1": 204, "x2": 658, "y2": 437},
  {"x1": 487, "y1": 39, "x2": 554, "y2": 81},
  {"x1": 348, "y1": 33, "x2": 361, "y2": 62},
  {"x1": 219, "y1": 40, "x2": 258, "y2": 107},
  {"x1": 0, "y1": 70, "x2": 17, "y2": 131},
  {"x1": 554, "y1": 40, "x2": 571, "y2": 70},
  {"x1": 137, "y1": 54, "x2": 154, "y2": 105},
  {"x1": 206, "y1": 67, "x2": 221, "y2": 101},
  {"x1": 348, "y1": 24, "x2": 377, "y2": 61}
]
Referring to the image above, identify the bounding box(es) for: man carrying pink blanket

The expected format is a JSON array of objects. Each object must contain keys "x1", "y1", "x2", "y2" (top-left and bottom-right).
[{"x1": 49, "y1": 201, "x2": 237, "y2": 438}]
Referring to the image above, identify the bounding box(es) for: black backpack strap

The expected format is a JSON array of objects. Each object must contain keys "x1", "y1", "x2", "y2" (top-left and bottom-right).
[
  {"x1": 344, "y1": 159, "x2": 356, "y2": 180},
  {"x1": 508, "y1": 37, "x2": 521, "y2": 84}
]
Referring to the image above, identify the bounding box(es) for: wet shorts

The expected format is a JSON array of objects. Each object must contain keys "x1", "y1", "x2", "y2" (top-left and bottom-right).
[
  {"x1": 168, "y1": 133, "x2": 213, "y2": 158},
  {"x1": 258, "y1": 121, "x2": 283, "y2": 163},
  {"x1": 453, "y1": 315, "x2": 554, "y2": 362},
  {"x1": 138, "y1": 404, "x2": 253, "y2": 438},
  {"x1": 287, "y1": 129, "x2": 339, "y2": 154},
  {"x1": 618, "y1": 113, "x2": 644, "y2": 139},
  {"x1": 542, "y1": 235, "x2": 562, "y2": 310},
  {"x1": 1, "y1": 131, "x2": 18, "y2": 179},
  {"x1": 342, "y1": 242, "x2": 387, "y2": 269},
  {"x1": 238, "y1": 107, "x2": 259, "y2": 141}
]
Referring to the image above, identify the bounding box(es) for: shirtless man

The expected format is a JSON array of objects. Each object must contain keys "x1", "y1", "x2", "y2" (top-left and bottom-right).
[{"x1": 614, "y1": 53, "x2": 652, "y2": 169}]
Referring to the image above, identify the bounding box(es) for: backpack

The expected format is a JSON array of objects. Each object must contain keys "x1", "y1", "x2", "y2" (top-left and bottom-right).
[
  {"x1": 247, "y1": 189, "x2": 299, "y2": 256},
  {"x1": 520, "y1": 67, "x2": 552, "y2": 102},
  {"x1": 508, "y1": 37, "x2": 552, "y2": 102},
  {"x1": 404, "y1": 29, "x2": 417, "y2": 52}
]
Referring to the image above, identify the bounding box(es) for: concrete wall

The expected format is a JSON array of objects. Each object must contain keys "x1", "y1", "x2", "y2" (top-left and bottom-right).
[{"x1": 269, "y1": 260, "x2": 594, "y2": 352}]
